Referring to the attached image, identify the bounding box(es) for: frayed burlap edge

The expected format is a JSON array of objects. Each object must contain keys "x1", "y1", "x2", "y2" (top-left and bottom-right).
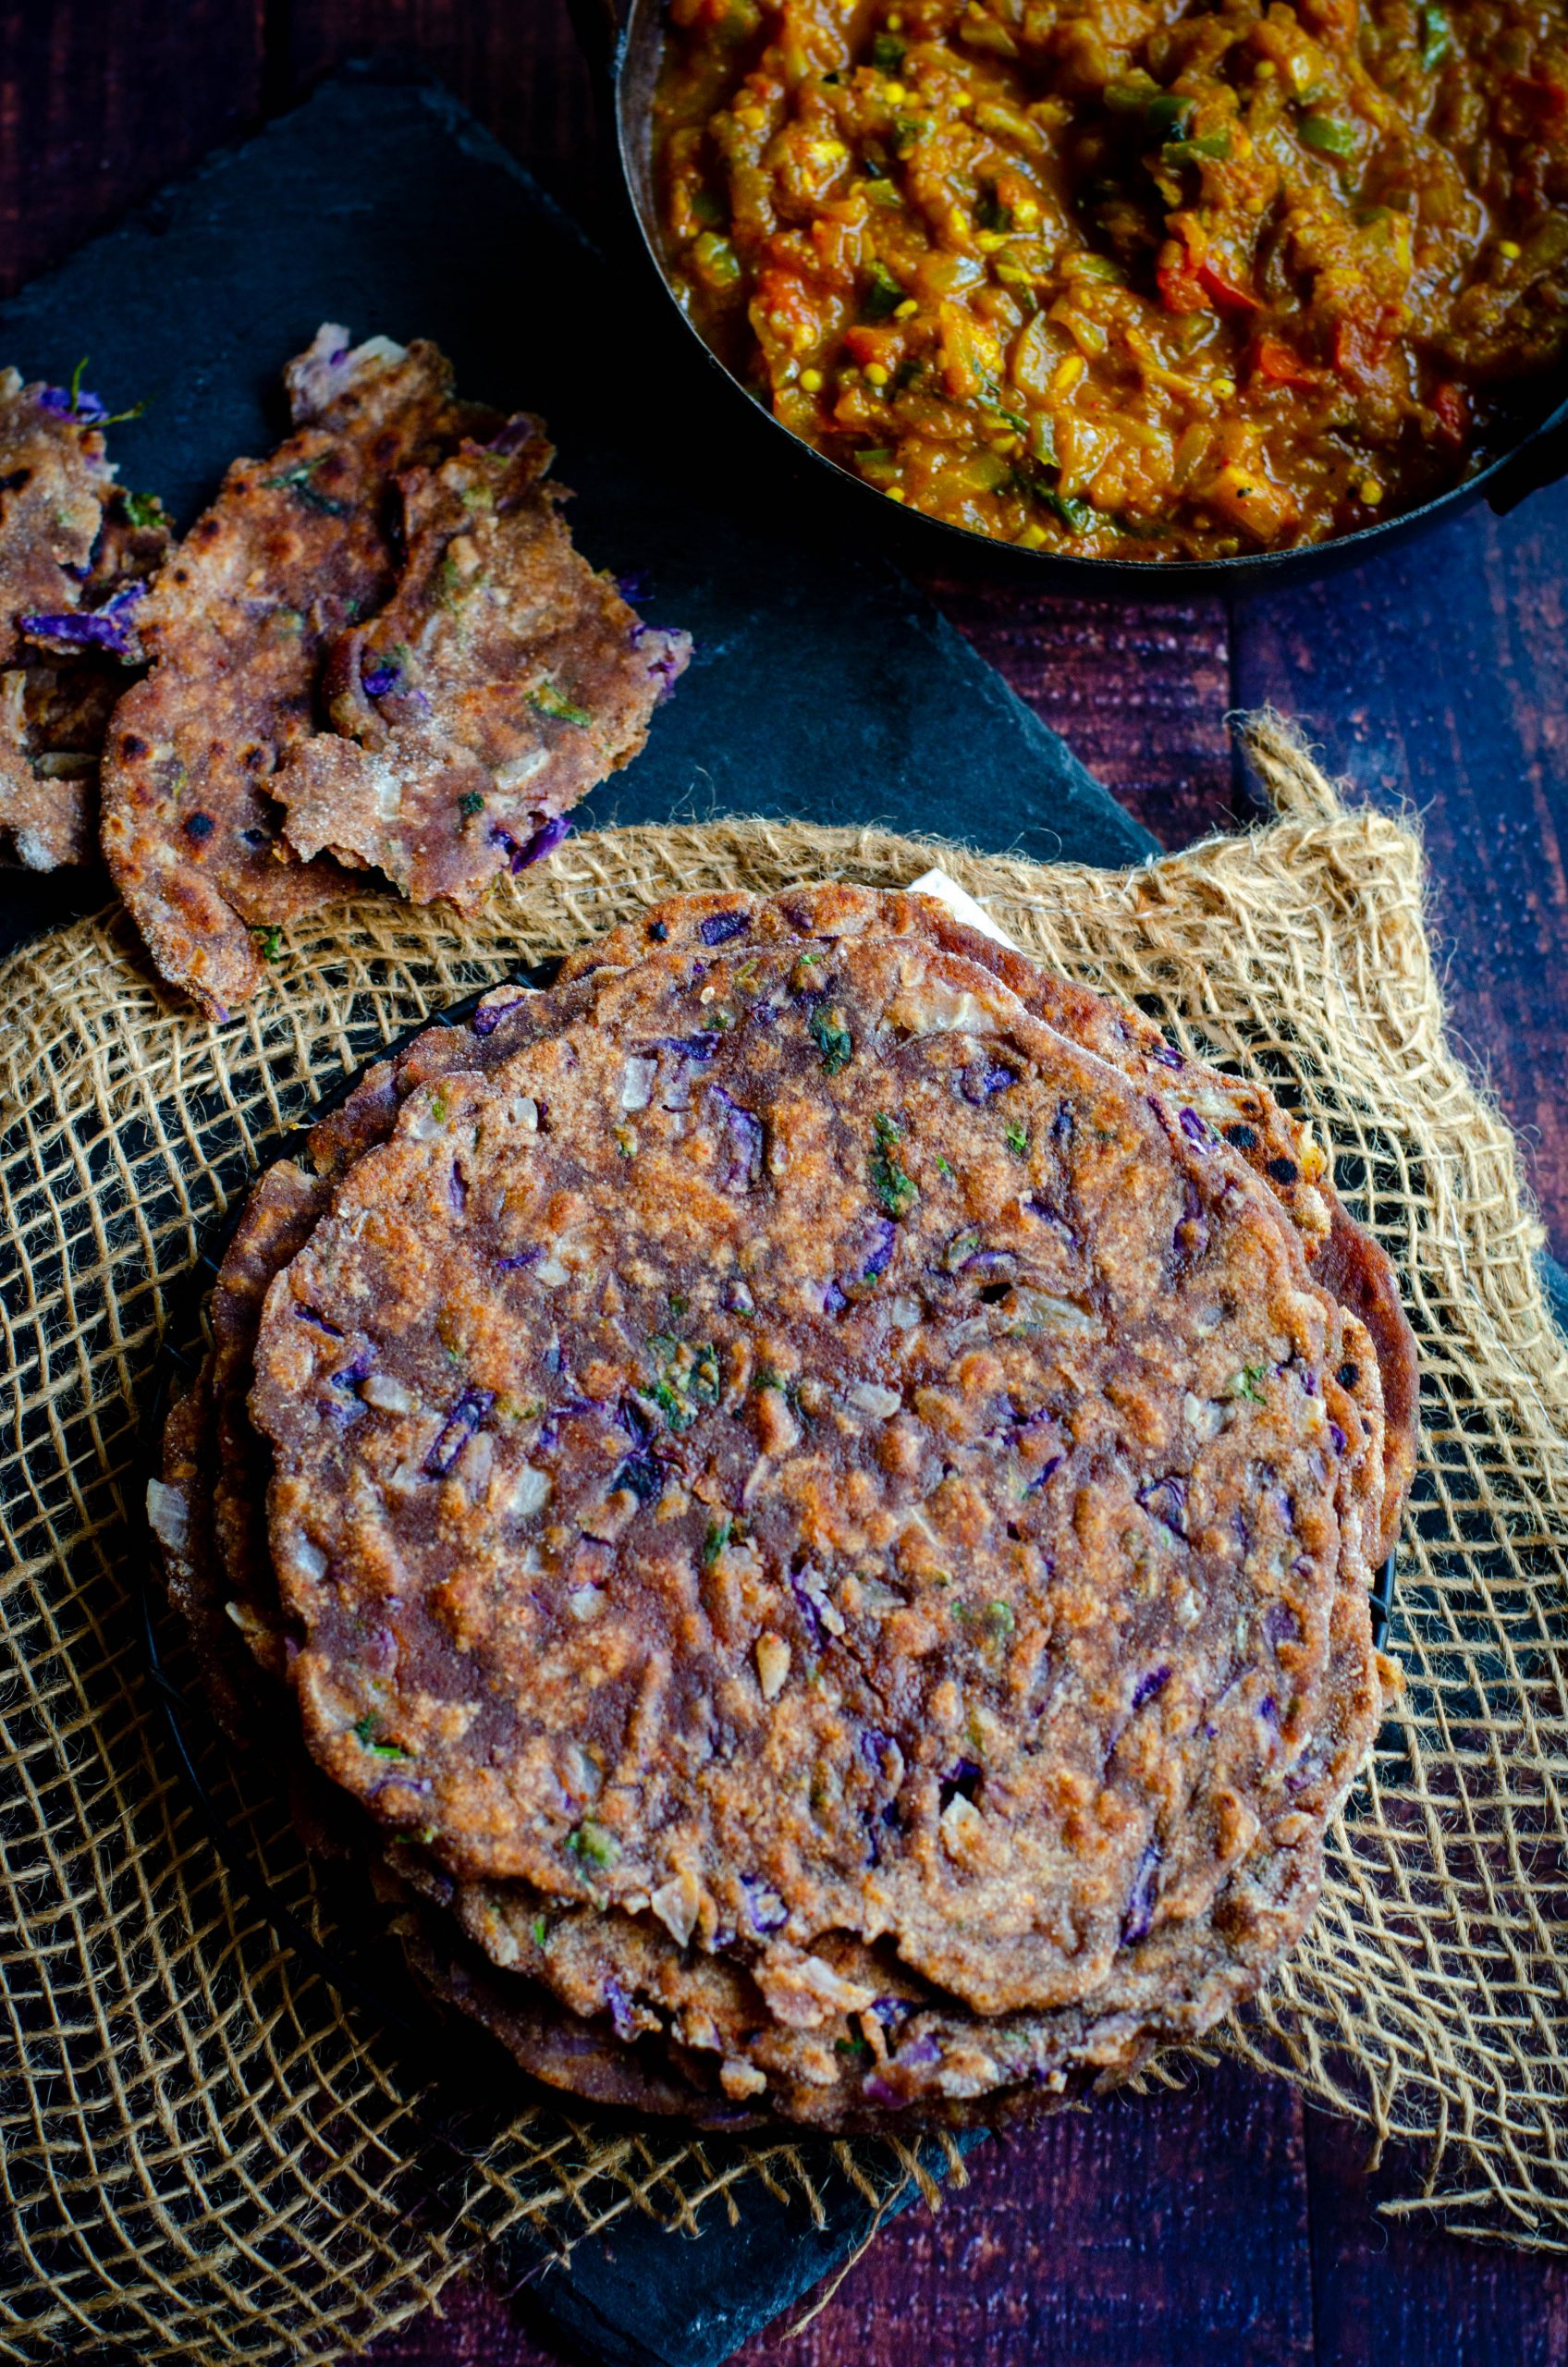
[{"x1": 2, "y1": 713, "x2": 1565, "y2": 2364}]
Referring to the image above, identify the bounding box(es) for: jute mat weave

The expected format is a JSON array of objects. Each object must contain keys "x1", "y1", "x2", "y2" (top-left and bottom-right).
[{"x1": 3, "y1": 716, "x2": 1566, "y2": 2363}]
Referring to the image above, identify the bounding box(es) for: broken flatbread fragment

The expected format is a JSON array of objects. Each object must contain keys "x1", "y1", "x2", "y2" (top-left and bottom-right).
[
  {"x1": 0, "y1": 371, "x2": 168, "y2": 868},
  {"x1": 99, "y1": 325, "x2": 496, "y2": 1016},
  {"x1": 272, "y1": 423, "x2": 691, "y2": 909},
  {"x1": 0, "y1": 367, "x2": 116, "y2": 659},
  {"x1": 0, "y1": 663, "x2": 119, "y2": 867}
]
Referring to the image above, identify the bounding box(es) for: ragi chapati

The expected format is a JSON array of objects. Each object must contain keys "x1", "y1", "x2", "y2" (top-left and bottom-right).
[
  {"x1": 273, "y1": 424, "x2": 691, "y2": 909},
  {"x1": 0, "y1": 370, "x2": 167, "y2": 868},
  {"x1": 100, "y1": 326, "x2": 494, "y2": 1014},
  {"x1": 250, "y1": 934, "x2": 1367, "y2": 2019}
]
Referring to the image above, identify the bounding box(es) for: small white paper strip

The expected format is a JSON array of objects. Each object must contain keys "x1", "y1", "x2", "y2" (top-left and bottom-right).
[{"x1": 904, "y1": 865, "x2": 1023, "y2": 953}]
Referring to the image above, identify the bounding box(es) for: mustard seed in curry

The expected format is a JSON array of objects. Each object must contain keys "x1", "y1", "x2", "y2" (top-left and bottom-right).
[{"x1": 655, "y1": 0, "x2": 1568, "y2": 555}]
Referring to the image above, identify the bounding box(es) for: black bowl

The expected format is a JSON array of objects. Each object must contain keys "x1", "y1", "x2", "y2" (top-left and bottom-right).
[{"x1": 576, "y1": 0, "x2": 1568, "y2": 595}]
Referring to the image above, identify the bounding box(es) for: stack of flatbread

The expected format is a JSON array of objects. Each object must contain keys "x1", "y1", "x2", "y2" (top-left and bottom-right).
[{"x1": 153, "y1": 883, "x2": 1415, "y2": 2129}]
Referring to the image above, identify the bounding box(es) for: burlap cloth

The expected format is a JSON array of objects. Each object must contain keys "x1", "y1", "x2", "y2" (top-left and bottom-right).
[{"x1": 4, "y1": 716, "x2": 1567, "y2": 2363}]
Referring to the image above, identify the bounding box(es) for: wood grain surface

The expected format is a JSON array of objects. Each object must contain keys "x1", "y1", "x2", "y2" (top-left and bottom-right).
[
  {"x1": 362, "y1": 2067, "x2": 1568, "y2": 2367},
  {"x1": 3, "y1": 5, "x2": 1565, "y2": 2361}
]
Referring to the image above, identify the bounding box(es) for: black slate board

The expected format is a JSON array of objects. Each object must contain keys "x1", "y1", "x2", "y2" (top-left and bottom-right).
[
  {"x1": 0, "y1": 64, "x2": 1153, "y2": 974},
  {"x1": 0, "y1": 66, "x2": 1154, "y2": 2367}
]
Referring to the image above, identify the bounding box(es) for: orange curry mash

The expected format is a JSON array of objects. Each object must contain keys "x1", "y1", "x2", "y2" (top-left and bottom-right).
[{"x1": 655, "y1": 0, "x2": 1568, "y2": 555}]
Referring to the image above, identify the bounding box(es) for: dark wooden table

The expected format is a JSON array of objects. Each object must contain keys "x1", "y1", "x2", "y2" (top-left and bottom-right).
[{"x1": 5, "y1": 7, "x2": 1566, "y2": 2361}]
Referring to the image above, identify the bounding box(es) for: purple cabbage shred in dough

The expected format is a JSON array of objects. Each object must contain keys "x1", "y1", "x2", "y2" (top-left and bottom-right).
[
  {"x1": 38, "y1": 382, "x2": 108, "y2": 423},
  {"x1": 1131, "y1": 1664, "x2": 1173, "y2": 1711},
  {"x1": 1136, "y1": 1476, "x2": 1189, "y2": 1537},
  {"x1": 424, "y1": 1386, "x2": 494, "y2": 1478}
]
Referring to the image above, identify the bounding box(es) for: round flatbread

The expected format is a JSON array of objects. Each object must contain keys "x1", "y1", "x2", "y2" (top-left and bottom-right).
[
  {"x1": 251, "y1": 932, "x2": 1365, "y2": 2020},
  {"x1": 166, "y1": 891, "x2": 1394, "y2": 1734},
  {"x1": 155, "y1": 899, "x2": 1401, "y2": 2128}
]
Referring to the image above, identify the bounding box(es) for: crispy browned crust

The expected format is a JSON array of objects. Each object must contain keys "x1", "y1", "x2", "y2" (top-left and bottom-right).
[
  {"x1": 273, "y1": 427, "x2": 689, "y2": 909},
  {"x1": 437, "y1": 1821, "x2": 1329, "y2": 2132},
  {"x1": 558, "y1": 885, "x2": 1417, "y2": 1560},
  {"x1": 1312, "y1": 1203, "x2": 1419, "y2": 1564},
  {"x1": 398, "y1": 1913, "x2": 760, "y2": 2125},
  {"x1": 149, "y1": 1354, "x2": 262, "y2": 1743},
  {"x1": 99, "y1": 327, "x2": 496, "y2": 1017},
  {"x1": 207, "y1": 1158, "x2": 337, "y2": 1702}
]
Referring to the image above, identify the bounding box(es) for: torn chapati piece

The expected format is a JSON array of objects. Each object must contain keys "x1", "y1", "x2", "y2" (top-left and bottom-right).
[
  {"x1": 153, "y1": 890, "x2": 1411, "y2": 2128},
  {"x1": 99, "y1": 326, "x2": 496, "y2": 1019},
  {"x1": 273, "y1": 421, "x2": 691, "y2": 910},
  {"x1": 0, "y1": 367, "x2": 167, "y2": 870}
]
